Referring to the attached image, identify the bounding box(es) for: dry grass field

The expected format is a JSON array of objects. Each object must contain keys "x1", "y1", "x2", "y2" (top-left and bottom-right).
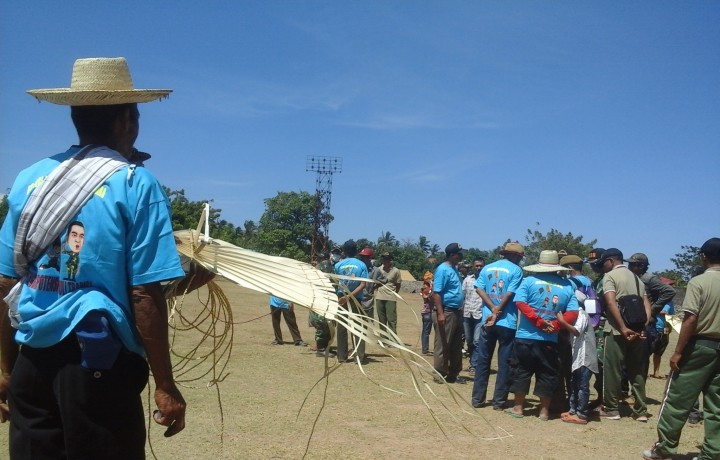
[{"x1": 0, "y1": 278, "x2": 706, "y2": 459}]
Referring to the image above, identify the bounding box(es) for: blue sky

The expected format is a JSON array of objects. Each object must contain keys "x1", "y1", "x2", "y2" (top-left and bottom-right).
[{"x1": 2, "y1": 2, "x2": 718, "y2": 271}]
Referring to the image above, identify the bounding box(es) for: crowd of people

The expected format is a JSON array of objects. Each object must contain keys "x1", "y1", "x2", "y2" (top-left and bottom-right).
[
  {"x1": 425, "y1": 239, "x2": 720, "y2": 460},
  {"x1": 271, "y1": 236, "x2": 719, "y2": 459}
]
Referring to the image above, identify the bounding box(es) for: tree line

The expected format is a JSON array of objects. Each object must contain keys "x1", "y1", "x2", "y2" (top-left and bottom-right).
[
  {"x1": 159, "y1": 188, "x2": 701, "y2": 285},
  {"x1": 0, "y1": 189, "x2": 702, "y2": 284}
]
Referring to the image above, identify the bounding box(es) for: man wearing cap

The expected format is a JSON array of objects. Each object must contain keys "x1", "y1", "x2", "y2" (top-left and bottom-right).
[
  {"x1": 507, "y1": 250, "x2": 578, "y2": 420},
  {"x1": 471, "y1": 242, "x2": 524, "y2": 409},
  {"x1": 625, "y1": 252, "x2": 676, "y2": 379},
  {"x1": 432, "y1": 243, "x2": 466, "y2": 383},
  {"x1": 585, "y1": 248, "x2": 607, "y2": 409},
  {"x1": 597, "y1": 248, "x2": 653, "y2": 421},
  {"x1": 643, "y1": 237, "x2": 720, "y2": 460},
  {"x1": 372, "y1": 252, "x2": 402, "y2": 335},
  {"x1": 0, "y1": 58, "x2": 187, "y2": 458},
  {"x1": 334, "y1": 240, "x2": 368, "y2": 363}
]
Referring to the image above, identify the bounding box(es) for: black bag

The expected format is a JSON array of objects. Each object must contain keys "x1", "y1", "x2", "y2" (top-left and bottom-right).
[{"x1": 618, "y1": 276, "x2": 647, "y2": 332}]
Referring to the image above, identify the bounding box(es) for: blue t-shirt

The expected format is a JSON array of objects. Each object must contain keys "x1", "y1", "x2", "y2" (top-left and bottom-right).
[
  {"x1": 433, "y1": 262, "x2": 464, "y2": 309},
  {"x1": 570, "y1": 274, "x2": 592, "y2": 289},
  {"x1": 0, "y1": 146, "x2": 185, "y2": 355},
  {"x1": 655, "y1": 302, "x2": 675, "y2": 331},
  {"x1": 514, "y1": 273, "x2": 579, "y2": 343},
  {"x1": 474, "y1": 259, "x2": 524, "y2": 329},
  {"x1": 334, "y1": 257, "x2": 368, "y2": 300},
  {"x1": 269, "y1": 296, "x2": 290, "y2": 309}
]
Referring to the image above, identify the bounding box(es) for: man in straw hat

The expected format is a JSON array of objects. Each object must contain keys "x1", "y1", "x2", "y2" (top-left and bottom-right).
[
  {"x1": 506, "y1": 250, "x2": 579, "y2": 420},
  {"x1": 0, "y1": 57, "x2": 188, "y2": 459},
  {"x1": 471, "y1": 241, "x2": 524, "y2": 410}
]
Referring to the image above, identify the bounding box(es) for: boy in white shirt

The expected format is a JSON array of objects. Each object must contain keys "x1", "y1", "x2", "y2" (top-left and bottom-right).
[{"x1": 557, "y1": 304, "x2": 599, "y2": 424}]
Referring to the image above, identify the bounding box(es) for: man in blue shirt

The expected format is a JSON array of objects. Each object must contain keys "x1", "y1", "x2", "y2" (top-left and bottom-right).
[
  {"x1": 334, "y1": 240, "x2": 368, "y2": 363},
  {"x1": 471, "y1": 241, "x2": 524, "y2": 409},
  {"x1": 432, "y1": 243, "x2": 466, "y2": 383},
  {"x1": 0, "y1": 58, "x2": 190, "y2": 459}
]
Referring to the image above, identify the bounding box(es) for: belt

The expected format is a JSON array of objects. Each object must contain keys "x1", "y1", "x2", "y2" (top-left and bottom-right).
[{"x1": 694, "y1": 336, "x2": 720, "y2": 351}]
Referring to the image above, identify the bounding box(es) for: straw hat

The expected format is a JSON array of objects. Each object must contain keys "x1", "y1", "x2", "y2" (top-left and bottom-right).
[
  {"x1": 26, "y1": 57, "x2": 172, "y2": 106},
  {"x1": 523, "y1": 250, "x2": 572, "y2": 273},
  {"x1": 499, "y1": 241, "x2": 525, "y2": 256}
]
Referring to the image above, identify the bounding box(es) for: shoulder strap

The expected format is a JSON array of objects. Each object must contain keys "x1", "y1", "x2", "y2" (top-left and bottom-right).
[{"x1": 13, "y1": 145, "x2": 128, "y2": 276}]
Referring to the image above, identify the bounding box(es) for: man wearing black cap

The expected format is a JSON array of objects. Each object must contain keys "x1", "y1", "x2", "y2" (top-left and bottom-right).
[
  {"x1": 597, "y1": 248, "x2": 653, "y2": 421},
  {"x1": 644, "y1": 237, "x2": 720, "y2": 460},
  {"x1": 432, "y1": 243, "x2": 466, "y2": 383},
  {"x1": 334, "y1": 240, "x2": 368, "y2": 363}
]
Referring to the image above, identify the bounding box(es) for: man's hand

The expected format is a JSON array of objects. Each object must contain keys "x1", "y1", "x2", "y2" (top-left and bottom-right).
[
  {"x1": 620, "y1": 327, "x2": 638, "y2": 341},
  {"x1": 0, "y1": 373, "x2": 10, "y2": 423},
  {"x1": 437, "y1": 312, "x2": 446, "y2": 327},
  {"x1": 541, "y1": 319, "x2": 555, "y2": 334},
  {"x1": 338, "y1": 295, "x2": 348, "y2": 306},
  {"x1": 485, "y1": 313, "x2": 497, "y2": 327},
  {"x1": 669, "y1": 351, "x2": 683, "y2": 372},
  {"x1": 153, "y1": 385, "x2": 186, "y2": 437}
]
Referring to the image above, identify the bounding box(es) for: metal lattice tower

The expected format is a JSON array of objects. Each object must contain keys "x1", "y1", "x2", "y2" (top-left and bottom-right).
[{"x1": 306, "y1": 156, "x2": 342, "y2": 264}]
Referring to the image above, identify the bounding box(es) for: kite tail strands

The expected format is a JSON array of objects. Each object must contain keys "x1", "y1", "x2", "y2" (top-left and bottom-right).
[
  {"x1": 171, "y1": 229, "x2": 511, "y2": 442},
  {"x1": 164, "y1": 279, "x2": 233, "y2": 388}
]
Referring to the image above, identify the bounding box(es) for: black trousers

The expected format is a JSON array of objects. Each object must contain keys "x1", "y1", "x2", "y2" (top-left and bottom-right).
[{"x1": 9, "y1": 336, "x2": 149, "y2": 460}]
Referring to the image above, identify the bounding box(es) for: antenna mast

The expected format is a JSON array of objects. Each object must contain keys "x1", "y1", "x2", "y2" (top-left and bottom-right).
[{"x1": 306, "y1": 156, "x2": 342, "y2": 264}]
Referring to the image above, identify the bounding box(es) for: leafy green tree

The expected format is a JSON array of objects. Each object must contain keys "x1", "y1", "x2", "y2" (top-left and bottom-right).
[
  {"x1": 163, "y1": 186, "x2": 253, "y2": 247},
  {"x1": 256, "y1": 191, "x2": 331, "y2": 262},
  {"x1": 393, "y1": 240, "x2": 430, "y2": 280},
  {"x1": 355, "y1": 238, "x2": 375, "y2": 253},
  {"x1": 524, "y1": 224, "x2": 597, "y2": 265},
  {"x1": 463, "y1": 248, "x2": 494, "y2": 266},
  {"x1": 670, "y1": 245, "x2": 702, "y2": 282}
]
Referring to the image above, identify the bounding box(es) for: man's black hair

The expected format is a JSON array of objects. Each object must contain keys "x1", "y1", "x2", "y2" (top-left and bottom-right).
[{"x1": 71, "y1": 103, "x2": 138, "y2": 140}]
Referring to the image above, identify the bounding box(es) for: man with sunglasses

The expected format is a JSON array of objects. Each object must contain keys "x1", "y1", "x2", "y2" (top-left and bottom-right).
[{"x1": 625, "y1": 253, "x2": 676, "y2": 379}]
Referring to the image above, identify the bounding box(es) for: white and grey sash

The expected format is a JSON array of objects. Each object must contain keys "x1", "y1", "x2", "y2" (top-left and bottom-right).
[{"x1": 5, "y1": 145, "x2": 129, "y2": 326}]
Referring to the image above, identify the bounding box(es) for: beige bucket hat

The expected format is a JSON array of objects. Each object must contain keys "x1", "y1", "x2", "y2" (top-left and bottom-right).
[
  {"x1": 523, "y1": 250, "x2": 572, "y2": 273},
  {"x1": 26, "y1": 57, "x2": 172, "y2": 106}
]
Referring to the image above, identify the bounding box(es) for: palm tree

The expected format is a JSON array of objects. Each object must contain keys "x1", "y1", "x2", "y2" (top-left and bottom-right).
[
  {"x1": 377, "y1": 230, "x2": 398, "y2": 247},
  {"x1": 417, "y1": 235, "x2": 431, "y2": 254}
]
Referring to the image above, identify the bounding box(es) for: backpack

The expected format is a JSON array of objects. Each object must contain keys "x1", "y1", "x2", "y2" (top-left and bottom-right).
[{"x1": 571, "y1": 278, "x2": 603, "y2": 328}]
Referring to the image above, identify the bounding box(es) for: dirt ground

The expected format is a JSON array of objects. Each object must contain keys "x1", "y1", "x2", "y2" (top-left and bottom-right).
[{"x1": 0, "y1": 279, "x2": 706, "y2": 459}]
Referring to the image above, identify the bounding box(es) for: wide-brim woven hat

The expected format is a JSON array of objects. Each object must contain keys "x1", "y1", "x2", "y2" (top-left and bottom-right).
[
  {"x1": 523, "y1": 250, "x2": 572, "y2": 273},
  {"x1": 27, "y1": 57, "x2": 172, "y2": 106}
]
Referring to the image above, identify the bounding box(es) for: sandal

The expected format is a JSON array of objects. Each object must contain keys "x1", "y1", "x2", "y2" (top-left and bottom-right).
[
  {"x1": 562, "y1": 414, "x2": 588, "y2": 425},
  {"x1": 505, "y1": 409, "x2": 524, "y2": 419}
]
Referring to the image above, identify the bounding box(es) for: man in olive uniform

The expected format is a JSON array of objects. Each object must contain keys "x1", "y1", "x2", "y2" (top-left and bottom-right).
[{"x1": 643, "y1": 238, "x2": 720, "y2": 460}]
